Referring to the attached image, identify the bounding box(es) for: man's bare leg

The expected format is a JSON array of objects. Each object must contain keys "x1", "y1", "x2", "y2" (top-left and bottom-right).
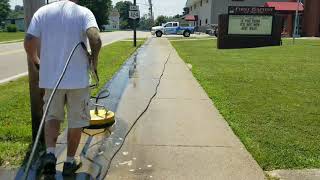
[
  {"x1": 45, "y1": 120, "x2": 61, "y2": 151},
  {"x1": 43, "y1": 120, "x2": 60, "y2": 175},
  {"x1": 62, "y1": 128, "x2": 82, "y2": 176},
  {"x1": 67, "y1": 128, "x2": 82, "y2": 158}
]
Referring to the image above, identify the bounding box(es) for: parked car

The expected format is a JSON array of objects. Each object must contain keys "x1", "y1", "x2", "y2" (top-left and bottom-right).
[
  {"x1": 206, "y1": 24, "x2": 218, "y2": 37},
  {"x1": 151, "y1": 22, "x2": 195, "y2": 37}
]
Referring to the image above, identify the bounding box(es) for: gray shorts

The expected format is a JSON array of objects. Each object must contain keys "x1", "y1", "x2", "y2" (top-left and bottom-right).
[{"x1": 43, "y1": 88, "x2": 90, "y2": 128}]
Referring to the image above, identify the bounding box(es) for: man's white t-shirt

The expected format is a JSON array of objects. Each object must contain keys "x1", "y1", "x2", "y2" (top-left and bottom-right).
[{"x1": 27, "y1": 0, "x2": 99, "y2": 89}]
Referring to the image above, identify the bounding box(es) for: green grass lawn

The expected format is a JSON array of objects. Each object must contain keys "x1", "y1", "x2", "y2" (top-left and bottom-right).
[
  {"x1": 0, "y1": 40, "x2": 144, "y2": 167},
  {"x1": 170, "y1": 39, "x2": 320, "y2": 170},
  {"x1": 0, "y1": 32, "x2": 25, "y2": 43}
]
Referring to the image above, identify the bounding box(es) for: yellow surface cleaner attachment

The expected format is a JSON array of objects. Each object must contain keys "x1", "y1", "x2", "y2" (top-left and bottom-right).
[{"x1": 89, "y1": 108, "x2": 115, "y2": 127}]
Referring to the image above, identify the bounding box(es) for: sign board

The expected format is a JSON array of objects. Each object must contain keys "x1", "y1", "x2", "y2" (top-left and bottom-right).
[
  {"x1": 130, "y1": 5, "x2": 139, "y2": 11},
  {"x1": 218, "y1": 7, "x2": 282, "y2": 49},
  {"x1": 228, "y1": 15, "x2": 273, "y2": 35},
  {"x1": 227, "y1": 6, "x2": 274, "y2": 36},
  {"x1": 228, "y1": 6, "x2": 274, "y2": 15},
  {"x1": 129, "y1": 10, "x2": 140, "y2": 19}
]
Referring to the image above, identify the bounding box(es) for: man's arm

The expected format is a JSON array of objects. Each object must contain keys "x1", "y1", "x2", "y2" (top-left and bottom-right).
[
  {"x1": 24, "y1": 33, "x2": 40, "y2": 70},
  {"x1": 86, "y1": 27, "x2": 101, "y2": 70}
]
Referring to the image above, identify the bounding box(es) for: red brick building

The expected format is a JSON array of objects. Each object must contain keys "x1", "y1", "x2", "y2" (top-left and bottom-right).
[
  {"x1": 303, "y1": 0, "x2": 320, "y2": 37},
  {"x1": 265, "y1": 1, "x2": 303, "y2": 36},
  {"x1": 265, "y1": 0, "x2": 320, "y2": 37}
]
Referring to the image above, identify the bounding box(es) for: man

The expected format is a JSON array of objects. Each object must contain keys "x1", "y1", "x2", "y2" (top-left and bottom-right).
[{"x1": 24, "y1": 0, "x2": 102, "y2": 176}]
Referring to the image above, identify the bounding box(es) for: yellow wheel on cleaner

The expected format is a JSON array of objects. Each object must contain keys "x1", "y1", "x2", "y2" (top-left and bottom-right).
[{"x1": 89, "y1": 109, "x2": 115, "y2": 128}]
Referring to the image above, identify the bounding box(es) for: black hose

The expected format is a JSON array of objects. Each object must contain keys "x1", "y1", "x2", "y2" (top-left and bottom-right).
[{"x1": 23, "y1": 42, "x2": 89, "y2": 179}]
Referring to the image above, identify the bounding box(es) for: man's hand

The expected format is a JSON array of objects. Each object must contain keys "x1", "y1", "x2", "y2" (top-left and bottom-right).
[
  {"x1": 24, "y1": 33, "x2": 40, "y2": 71},
  {"x1": 89, "y1": 55, "x2": 98, "y2": 72}
]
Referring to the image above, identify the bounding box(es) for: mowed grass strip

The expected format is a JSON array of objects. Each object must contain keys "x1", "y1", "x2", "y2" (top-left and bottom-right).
[
  {"x1": 171, "y1": 39, "x2": 320, "y2": 170},
  {"x1": 0, "y1": 32, "x2": 25, "y2": 42},
  {"x1": 0, "y1": 39, "x2": 145, "y2": 167}
]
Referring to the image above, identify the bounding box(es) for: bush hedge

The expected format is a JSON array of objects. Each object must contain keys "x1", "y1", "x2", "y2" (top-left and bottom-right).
[{"x1": 6, "y1": 24, "x2": 18, "y2": 32}]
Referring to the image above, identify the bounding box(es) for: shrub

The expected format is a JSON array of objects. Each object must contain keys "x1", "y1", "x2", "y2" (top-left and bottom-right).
[{"x1": 6, "y1": 24, "x2": 17, "y2": 32}]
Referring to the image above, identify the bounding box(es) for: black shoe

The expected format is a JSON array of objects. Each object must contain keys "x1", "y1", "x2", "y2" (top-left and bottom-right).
[
  {"x1": 62, "y1": 159, "x2": 82, "y2": 176},
  {"x1": 41, "y1": 153, "x2": 57, "y2": 175}
]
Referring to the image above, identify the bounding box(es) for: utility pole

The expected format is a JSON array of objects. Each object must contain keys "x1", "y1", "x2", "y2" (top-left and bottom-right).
[
  {"x1": 23, "y1": 0, "x2": 46, "y2": 143},
  {"x1": 148, "y1": 0, "x2": 154, "y2": 22},
  {"x1": 134, "y1": 0, "x2": 137, "y2": 47},
  {"x1": 293, "y1": 0, "x2": 301, "y2": 44}
]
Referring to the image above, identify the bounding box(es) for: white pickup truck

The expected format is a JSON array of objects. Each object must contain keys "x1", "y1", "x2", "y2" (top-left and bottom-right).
[{"x1": 151, "y1": 22, "x2": 195, "y2": 37}]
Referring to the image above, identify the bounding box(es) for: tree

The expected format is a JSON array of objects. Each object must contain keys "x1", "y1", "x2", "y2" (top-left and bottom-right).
[
  {"x1": 154, "y1": 15, "x2": 183, "y2": 26},
  {"x1": 138, "y1": 14, "x2": 153, "y2": 30},
  {"x1": 14, "y1": 5, "x2": 23, "y2": 12},
  {"x1": 155, "y1": 15, "x2": 166, "y2": 26},
  {"x1": 155, "y1": 15, "x2": 175, "y2": 26},
  {"x1": 0, "y1": 0, "x2": 10, "y2": 23},
  {"x1": 79, "y1": 0, "x2": 112, "y2": 29},
  {"x1": 173, "y1": 14, "x2": 183, "y2": 19},
  {"x1": 8, "y1": 5, "x2": 24, "y2": 19},
  {"x1": 115, "y1": 1, "x2": 134, "y2": 29}
]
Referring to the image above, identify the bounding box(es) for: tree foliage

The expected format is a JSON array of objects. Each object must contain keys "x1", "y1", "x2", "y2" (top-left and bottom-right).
[
  {"x1": 155, "y1": 15, "x2": 167, "y2": 26},
  {"x1": 138, "y1": 14, "x2": 153, "y2": 30},
  {"x1": 8, "y1": 5, "x2": 24, "y2": 19},
  {"x1": 155, "y1": 15, "x2": 183, "y2": 26},
  {"x1": 115, "y1": 1, "x2": 134, "y2": 29},
  {"x1": 79, "y1": 0, "x2": 112, "y2": 29},
  {"x1": 0, "y1": 0, "x2": 10, "y2": 23}
]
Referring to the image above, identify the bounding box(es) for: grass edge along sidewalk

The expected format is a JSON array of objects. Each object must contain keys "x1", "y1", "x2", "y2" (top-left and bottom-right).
[
  {"x1": 170, "y1": 39, "x2": 320, "y2": 171},
  {"x1": 0, "y1": 32, "x2": 25, "y2": 43},
  {"x1": 0, "y1": 39, "x2": 145, "y2": 168}
]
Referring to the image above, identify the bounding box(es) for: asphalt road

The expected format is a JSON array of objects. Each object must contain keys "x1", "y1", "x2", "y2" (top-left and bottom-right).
[{"x1": 0, "y1": 31, "x2": 150, "y2": 83}]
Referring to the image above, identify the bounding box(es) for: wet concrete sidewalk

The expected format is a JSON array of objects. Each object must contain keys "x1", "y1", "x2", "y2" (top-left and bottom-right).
[
  {"x1": 15, "y1": 37, "x2": 265, "y2": 180},
  {"x1": 105, "y1": 38, "x2": 266, "y2": 180}
]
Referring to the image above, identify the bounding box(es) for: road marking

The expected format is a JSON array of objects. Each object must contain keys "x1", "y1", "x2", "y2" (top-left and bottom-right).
[
  {"x1": 0, "y1": 72, "x2": 28, "y2": 84},
  {"x1": 0, "y1": 49, "x2": 24, "y2": 56}
]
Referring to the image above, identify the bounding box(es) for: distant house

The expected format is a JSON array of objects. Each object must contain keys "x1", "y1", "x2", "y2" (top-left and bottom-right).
[
  {"x1": 103, "y1": 9, "x2": 120, "y2": 30},
  {"x1": 5, "y1": 17, "x2": 25, "y2": 31}
]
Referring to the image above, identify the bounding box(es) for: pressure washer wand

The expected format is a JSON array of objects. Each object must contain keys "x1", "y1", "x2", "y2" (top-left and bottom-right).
[{"x1": 23, "y1": 42, "x2": 90, "y2": 180}]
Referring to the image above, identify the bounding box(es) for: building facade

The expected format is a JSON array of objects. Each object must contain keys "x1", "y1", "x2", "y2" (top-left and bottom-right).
[
  {"x1": 303, "y1": 0, "x2": 320, "y2": 36},
  {"x1": 103, "y1": 9, "x2": 120, "y2": 30},
  {"x1": 4, "y1": 18, "x2": 25, "y2": 31},
  {"x1": 185, "y1": 0, "x2": 287, "y2": 27},
  {"x1": 185, "y1": 0, "x2": 320, "y2": 37}
]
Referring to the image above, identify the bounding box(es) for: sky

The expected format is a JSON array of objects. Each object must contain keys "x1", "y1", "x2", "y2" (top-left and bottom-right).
[{"x1": 9, "y1": 0, "x2": 186, "y2": 18}]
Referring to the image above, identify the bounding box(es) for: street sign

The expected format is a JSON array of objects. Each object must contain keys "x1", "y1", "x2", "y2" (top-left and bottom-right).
[
  {"x1": 129, "y1": 10, "x2": 140, "y2": 20},
  {"x1": 130, "y1": 5, "x2": 139, "y2": 11}
]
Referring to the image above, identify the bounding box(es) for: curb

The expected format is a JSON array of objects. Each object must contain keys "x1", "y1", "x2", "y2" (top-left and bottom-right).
[
  {"x1": 0, "y1": 72, "x2": 28, "y2": 85},
  {"x1": 0, "y1": 39, "x2": 24, "y2": 44}
]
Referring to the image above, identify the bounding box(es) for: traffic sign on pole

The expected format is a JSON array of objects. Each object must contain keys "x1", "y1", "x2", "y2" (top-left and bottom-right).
[
  {"x1": 132, "y1": 0, "x2": 138, "y2": 47},
  {"x1": 130, "y1": 5, "x2": 139, "y2": 11},
  {"x1": 129, "y1": 10, "x2": 140, "y2": 20}
]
